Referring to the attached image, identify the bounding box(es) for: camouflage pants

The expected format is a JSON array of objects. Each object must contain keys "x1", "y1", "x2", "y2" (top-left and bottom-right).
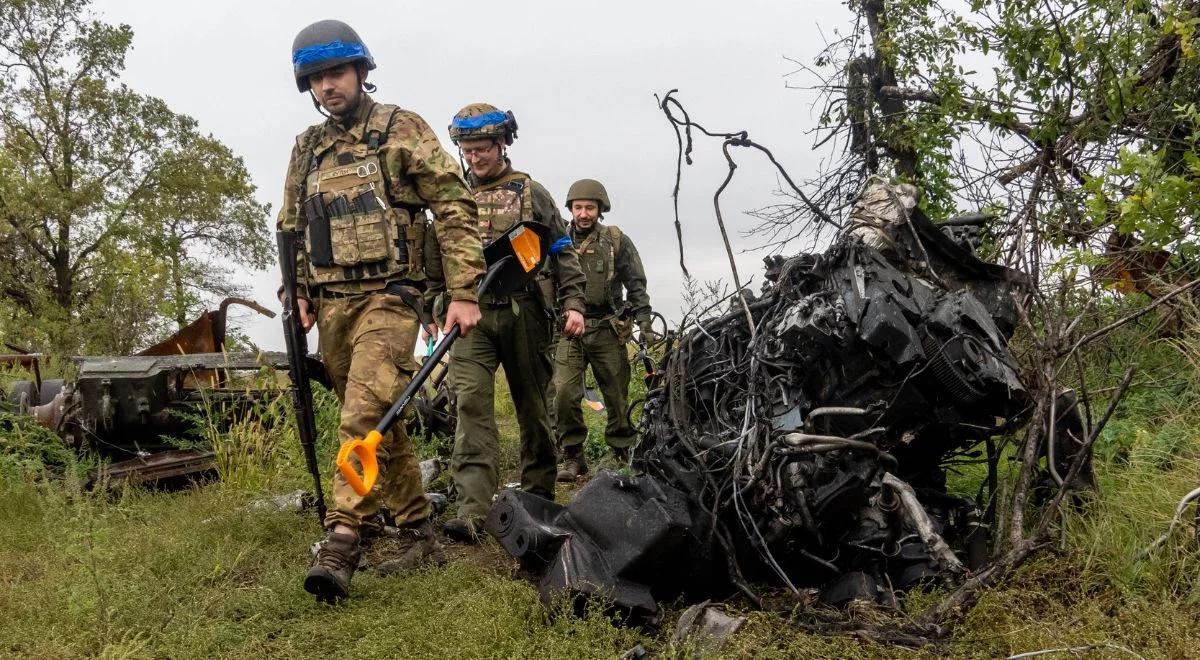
[
  {"x1": 553, "y1": 319, "x2": 636, "y2": 450},
  {"x1": 317, "y1": 292, "x2": 429, "y2": 531},
  {"x1": 449, "y1": 295, "x2": 556, "y2": 521}
]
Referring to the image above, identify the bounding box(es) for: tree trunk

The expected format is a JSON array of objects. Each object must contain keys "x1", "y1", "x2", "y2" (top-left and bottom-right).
[
  {"x1": 54, "y1": 245, "x2": 72, "y2": 311},
  {"x1": 861, "y1": 0, "x2": 921, "y2": 180},
  {"x1": 170, "y1": 248, "x2": 187, "y2": 329}
]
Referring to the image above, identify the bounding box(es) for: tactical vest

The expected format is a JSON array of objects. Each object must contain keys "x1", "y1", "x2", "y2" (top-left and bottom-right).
[
  {"x1": 471, "y1": 170, "x2": 550, "y2": 307},
  {"x1": 472, "y1": 170, "x2": 535, "y2": 245},
  {"x1": 300, "y1": 103, "x2": 425, "y2": 286},
  {"x1": 576, "y1": 224, "x2": 623, "y2": 309}
]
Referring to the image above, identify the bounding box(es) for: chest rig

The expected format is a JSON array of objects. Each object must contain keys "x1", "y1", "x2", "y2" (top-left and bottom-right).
[
  {"x1": 576, "y1": 224, "x2": 623, "y2": 308},
  {"x1": 473, "y1": 170, "x2": 534, "y2": 245},
  {"x1": 300, "y1": 104, "x2": 425, "y2": 286},
  {"x1": 472, "y1": 170, "x2": 555, "y2": 309}
]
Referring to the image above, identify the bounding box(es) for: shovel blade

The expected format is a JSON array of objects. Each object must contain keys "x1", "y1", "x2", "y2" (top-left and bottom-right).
[{"x1": 336, "y1": 430, "x2": 383, "y2": 496}]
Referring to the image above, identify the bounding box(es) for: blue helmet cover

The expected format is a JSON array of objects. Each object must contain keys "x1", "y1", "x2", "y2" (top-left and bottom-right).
[
  {"x1": 293, "y1": 40, "x2": 371, "y2": 71},
  {"x1": 451, "y1": 111, "x2": 509, "y2": 130}
]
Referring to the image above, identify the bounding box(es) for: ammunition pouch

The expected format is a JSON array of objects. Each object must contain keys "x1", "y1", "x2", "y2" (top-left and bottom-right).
[
  {"x1": 612, "y1": 316, "x2": 633, "y2": 344},
  {"x1": 300, "y1": 104, "x2": 425, "y2": 286}
]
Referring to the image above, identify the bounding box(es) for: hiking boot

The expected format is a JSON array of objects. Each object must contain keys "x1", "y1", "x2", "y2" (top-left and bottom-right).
[
  {"x1": 556, "y1": 446, "x2": 588, "y2": 482},
  {"x1": 304, "y1": 531, "x2": 360, "y2": 603},
  {"x1": 443, "y1": 516, "x2": 485, "y2": 544},
  {"x1": 376, "y1": 519, "x2": 447, "y2": 576}
]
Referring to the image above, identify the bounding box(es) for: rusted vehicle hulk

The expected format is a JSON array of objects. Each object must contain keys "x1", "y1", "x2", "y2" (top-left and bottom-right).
[{"x1": 1, "y1": 299, "x2": 322, "y2": 487}]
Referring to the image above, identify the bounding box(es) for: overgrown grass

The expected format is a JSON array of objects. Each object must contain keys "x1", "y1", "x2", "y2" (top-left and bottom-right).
[{"x1": 3, "y1": 329, "x2": 1200, "y2": 657}]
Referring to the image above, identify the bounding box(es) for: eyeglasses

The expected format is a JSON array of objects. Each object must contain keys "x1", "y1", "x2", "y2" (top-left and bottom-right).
[{"x1": 460, "y1": 142, "x2": 499, "y2": 158}]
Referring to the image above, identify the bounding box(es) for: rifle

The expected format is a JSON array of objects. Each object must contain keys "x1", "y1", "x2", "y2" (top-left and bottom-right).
[{"x1": 277, "y1": 230, "x2": 328, "y2": 523}]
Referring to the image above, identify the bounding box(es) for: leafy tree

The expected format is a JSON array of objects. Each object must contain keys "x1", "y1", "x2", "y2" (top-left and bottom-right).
[
  {"x1": 785, "y1": 0, "x2": 1199, "y2": 277},
  {"x1": 0, "y1": 0, "x2": 270, "y2": 355}
]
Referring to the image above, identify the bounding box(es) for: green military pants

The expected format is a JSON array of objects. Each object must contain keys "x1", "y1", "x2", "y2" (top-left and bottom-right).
[
  {"x1": 449, "y1": 295, "x2": 556, "y2": 520},
  {"x1": 553, "y1": 319, "x2": 636, "y2": 450},
  {"x1": 317, "y1": 292, "x2": 430, "y2": 531}
]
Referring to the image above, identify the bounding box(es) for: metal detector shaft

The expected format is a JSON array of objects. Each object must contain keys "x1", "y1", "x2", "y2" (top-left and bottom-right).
[{"x1": 371, "y1": 255, "x2": 511, "y2": 438}]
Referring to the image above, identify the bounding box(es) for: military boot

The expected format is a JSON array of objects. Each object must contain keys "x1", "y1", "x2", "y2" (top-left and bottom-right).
[
  {"x1": 556, "y1": 445, "x2": 588, "y2": 482},
  {"x1": 376, "y1": 519, "x2": 447, "y2": 576},
  {"x1": 304, "y1": 531, "x2": 360, "y2": 603},
  {"x1": 443, "y1": 516, "x2": 485, "y2": 544}
]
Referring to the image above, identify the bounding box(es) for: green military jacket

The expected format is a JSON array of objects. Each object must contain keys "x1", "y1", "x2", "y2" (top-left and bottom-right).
[
  {"x1": 277, "y1": 96, "x2": 485, "y2": 302},
  {"x1": 571, "y1": 221, "x2": 651, "y2": 324}
]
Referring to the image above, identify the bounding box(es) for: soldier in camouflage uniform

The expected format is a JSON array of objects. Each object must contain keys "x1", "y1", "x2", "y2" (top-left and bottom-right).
[
  {"x1": 554, "y1": 179, "x2": 655, "y2": 481},
  {"x1": 434, "y1": 103, "x2": 587, "y2": 542},
  {"x1": 278, "y1": 20, "x2": 485, "y2": 602}
]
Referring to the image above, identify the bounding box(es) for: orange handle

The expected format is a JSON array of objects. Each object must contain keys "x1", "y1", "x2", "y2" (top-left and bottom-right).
[{"x1": 336, "y1": 430, "x2": 383, "y2": 496}]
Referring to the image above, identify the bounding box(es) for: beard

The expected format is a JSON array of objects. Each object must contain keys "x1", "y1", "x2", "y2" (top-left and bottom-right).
[{"x1": 323, "y1": 88, "x2": 361, "y2": 118}]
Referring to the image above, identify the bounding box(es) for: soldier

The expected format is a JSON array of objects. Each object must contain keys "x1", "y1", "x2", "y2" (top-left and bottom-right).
[
  {"x1": 438, "y1": 103, "x2": 587, "y2": 542},
  {"x1": 279, "y1": 20, "x2": 486, "y2": 602},
  {"x1": 554, "y1": 179, "x2": 655, "y2": 481}
]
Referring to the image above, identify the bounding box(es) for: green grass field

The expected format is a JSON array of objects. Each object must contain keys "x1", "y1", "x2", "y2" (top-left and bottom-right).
[{"x1": 3, "y1": 348, "x2": 1200, "y2": 658}]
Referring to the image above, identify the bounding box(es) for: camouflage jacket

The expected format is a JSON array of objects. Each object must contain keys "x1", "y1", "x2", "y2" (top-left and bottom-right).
[
  {"x1": 277, "y1": 96, "x2": 485, "y2": 302},
  {"x1": 570, "y1": 221, "x2": 652, "y2": 323}
]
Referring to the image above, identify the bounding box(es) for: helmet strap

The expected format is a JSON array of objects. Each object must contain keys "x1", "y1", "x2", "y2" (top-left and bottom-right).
[
  {"x1": 309, "y1": 90, "x2": 330, "y2": 118},
  {"x1": 356, "y1": 64, "x2": 376, "y2": 93}
]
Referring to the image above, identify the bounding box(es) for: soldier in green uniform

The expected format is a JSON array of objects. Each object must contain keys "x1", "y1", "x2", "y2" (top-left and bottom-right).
[
  {"x1": 554, "y1": 179, "x2": 655, "y2": 481},
  {"x1": 278, "y1": 20, "x2": 486, "y2": 602},
  {"x1": 437, "y1": 103, "x2": 587, "y2": 542}
]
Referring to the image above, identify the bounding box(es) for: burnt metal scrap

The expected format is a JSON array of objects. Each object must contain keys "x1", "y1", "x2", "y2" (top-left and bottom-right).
[
  {"x1": 488, "y1": 182, "x2": 1040, "y2": 619},
  {"x1": 2, "y1": 296, "x2": 454, "y2": 488},
  {"x1": 10, "y1": 351, "x2": 317, "y2": 487},
  {"x1": 2, "y1": 299, "x2": 319, "y2": 487}
]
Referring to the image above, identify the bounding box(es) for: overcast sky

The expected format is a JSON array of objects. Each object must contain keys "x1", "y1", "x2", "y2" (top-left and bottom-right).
[{"x1": 92, "y1": 0, "x2": 848, "y2": 350}]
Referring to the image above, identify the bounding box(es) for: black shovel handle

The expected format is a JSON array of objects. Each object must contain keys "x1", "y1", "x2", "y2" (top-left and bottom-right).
[{"x1": 372, "y1": 256, "x2": 510, "y2": 436}]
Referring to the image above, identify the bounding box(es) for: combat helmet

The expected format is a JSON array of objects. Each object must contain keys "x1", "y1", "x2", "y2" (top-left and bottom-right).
[
  {"x1": 291, "y1": 20, "x2": 376, "y2": 93},
  {"x1": 449, "y1": 103, "x2": 519, "y2": 145},
  {"x1": 565, "y1": 179, "x2": 611, "y2": 213}
]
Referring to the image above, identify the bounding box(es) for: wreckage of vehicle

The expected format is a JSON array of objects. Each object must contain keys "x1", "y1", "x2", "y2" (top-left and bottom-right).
[
  {"x1": 486, "y1": 183, "x2": 1080, "y2": 620},
  {"x1": 3, "y1": 297, "x2": 456, "y2": 489},
  {"x1": 1, "y1": 299, "x2": 329, "y2": 488}
]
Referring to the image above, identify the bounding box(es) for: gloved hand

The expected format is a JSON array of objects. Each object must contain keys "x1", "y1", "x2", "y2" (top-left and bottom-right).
[{"x1": 638, "y1": 320, "x2": 660, "y2": 345}]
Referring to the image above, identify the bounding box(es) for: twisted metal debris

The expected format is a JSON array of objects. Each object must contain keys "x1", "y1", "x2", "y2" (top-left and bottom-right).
[{"x1": 488, "y1": 171, "x2": 1041, "y2": 620}]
